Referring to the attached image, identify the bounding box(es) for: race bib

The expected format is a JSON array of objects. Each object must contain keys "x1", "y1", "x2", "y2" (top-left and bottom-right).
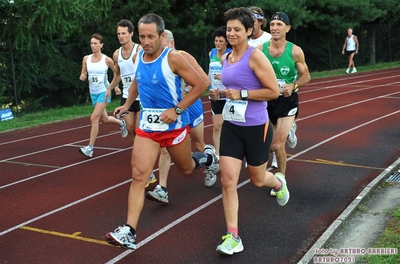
[
  {"x1": 121, "y1": 72, "x2": 134, "y2": 88},
  {"x1": 222, "y1": 99, "x2": 248, "y2": 122},
  {"x1": 277, "y1": 79, "x2": 285, "y2": 95},
  {"x1": 141, "y1": 108, "x2": 169, "y2": 131},
  {"x1": 89, "y1": 73, "x2": 104, "y2": 86}
]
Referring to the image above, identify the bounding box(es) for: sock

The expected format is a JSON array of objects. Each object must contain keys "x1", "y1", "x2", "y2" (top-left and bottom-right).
[
  {"x1": 125, "y1": 224, "x2": 136, "y2": 235},
  {"x1": 274, "y1": 179, "x2": 282, "y2": 191},
  {"x1": 227, "y1": 228, "x2": 239, "y2": 238},
  {"x1": 205, "y1": 154, "x2": 213, "y2": 166},
  {"x1": 88, "y1": 145, "x2": 93, "y2": 150},
  {"x1": 120, "y1": 120, "x2": 124, "y2": 127},
  {"x1": 192, "y1": 152, "x2": 208, "y2": 169}
]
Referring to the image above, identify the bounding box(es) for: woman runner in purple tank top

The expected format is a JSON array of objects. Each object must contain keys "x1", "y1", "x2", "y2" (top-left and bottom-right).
[{"x1": 209, "y1": 7, "x2": 291, "y2": 255}]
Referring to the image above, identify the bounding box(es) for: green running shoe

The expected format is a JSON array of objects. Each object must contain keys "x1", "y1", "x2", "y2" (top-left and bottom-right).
[
  {"x1": 275, "y1": 172, "x2": 290, "y2": 206},
  {"x1": 216, "y1": 233, "x2": 244, "y2": 255}
]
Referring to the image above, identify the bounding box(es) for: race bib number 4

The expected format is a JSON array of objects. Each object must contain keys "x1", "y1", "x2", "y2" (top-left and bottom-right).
[
  {"x1": 222, "y1": 99, "x2": 248, "y2": 122},
  {"x1": 141, "y1": 108, "x2": 169, "y2": 131}
]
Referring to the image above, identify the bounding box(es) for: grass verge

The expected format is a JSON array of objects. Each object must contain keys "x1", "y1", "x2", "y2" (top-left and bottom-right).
[{"x1": 364, "y1": 206, "x2": 400, "y2": 263}]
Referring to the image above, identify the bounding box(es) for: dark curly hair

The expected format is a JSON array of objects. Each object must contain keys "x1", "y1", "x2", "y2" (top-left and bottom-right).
[{"x1": 223, "y1": 7, "x2": 254, "y2": 34}]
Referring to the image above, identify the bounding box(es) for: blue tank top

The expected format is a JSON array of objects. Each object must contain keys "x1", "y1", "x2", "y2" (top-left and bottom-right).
[
  {"x1": 135, "y1": 47, "x2": 190, "y2": 132},
  {"x1": 221, "y1": 46, "x2": 268, "y2": 126}
]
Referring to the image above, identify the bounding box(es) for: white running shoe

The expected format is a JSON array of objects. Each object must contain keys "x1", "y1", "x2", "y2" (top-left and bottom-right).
[
  {"x1": 79, "y1": 146, "x2": 93, "y2": 158},
  {"x1": 146, "y1": 185, "x2": 169, "y2": 204},
  {"x1": 105, "y1": 225, "x2": 136, "y2": 249},
  {"x1": 271, "y1": 152, "x2": 278, "y2": 169},
  {"x1": 345, "y1": 68, "x2": 350, "y2": 74},
  {"x1": 287, "y1": 122, "x2": 298, "y2": 149},
  {"x1": 204, "y1": 168, "x2": 217, "y2": 187},
  {"x1": 351, "y1": 67, "x2": 357, "y2": 73},
  {"x1": 204, "y1": 144, "x2": 220, "y2": 174},
  {"x1": 120, "y1": 120, "x2": 128, "y2": 138}
]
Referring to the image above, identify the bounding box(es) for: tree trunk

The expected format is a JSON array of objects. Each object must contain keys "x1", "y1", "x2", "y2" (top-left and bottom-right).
[{"x1": 369, "y1": 26, "x2": 376, "y2": 64}]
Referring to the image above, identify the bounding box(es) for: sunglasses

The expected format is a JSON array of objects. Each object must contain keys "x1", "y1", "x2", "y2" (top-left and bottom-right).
[{"x1": 251, "y1": 10, "x2": 264, "y2": 20}]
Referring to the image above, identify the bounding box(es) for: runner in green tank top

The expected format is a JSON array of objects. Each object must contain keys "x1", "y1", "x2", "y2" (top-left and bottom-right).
[{"x1": 257, "y1": 12, "x2": 311, "y2": 196}]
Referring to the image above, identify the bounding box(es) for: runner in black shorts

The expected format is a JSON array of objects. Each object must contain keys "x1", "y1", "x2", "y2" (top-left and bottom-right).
[{"x1": 267, "y1": 92, "x2": 299, "y2": 125}]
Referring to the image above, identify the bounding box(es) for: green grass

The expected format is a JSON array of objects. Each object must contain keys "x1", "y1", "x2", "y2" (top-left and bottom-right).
[
  {"x1": 0, "y1": 61, "x2": 399, "y2": 133},
  {"x1": 363, "y1": 206, "x2": 400, "y2": 264},
  {"x1": 0, "y1": 100, "x2": 120, "y2": 133}
]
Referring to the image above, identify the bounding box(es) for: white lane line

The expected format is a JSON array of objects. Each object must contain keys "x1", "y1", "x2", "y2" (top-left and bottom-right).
[{"x1": 0, "y1": 147, "x2": 132, "y2": 189}]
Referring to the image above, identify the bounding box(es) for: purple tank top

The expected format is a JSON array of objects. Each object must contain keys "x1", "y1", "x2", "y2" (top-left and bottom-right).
[{"x1": 221, "y1": 46, "x2": 268, "y2": 126}]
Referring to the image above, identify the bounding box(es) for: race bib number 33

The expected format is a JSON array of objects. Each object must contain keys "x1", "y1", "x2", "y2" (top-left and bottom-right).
[
  {"x1": 141, "y1": 108, "x2": 169, "y2": 131},
  {"x1": 222, "y1": 99, "x2": 248, "y2": 122}
]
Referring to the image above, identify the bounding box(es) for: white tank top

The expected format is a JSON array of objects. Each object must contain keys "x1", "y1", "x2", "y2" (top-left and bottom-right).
[
  {"x1": 87, "y1": 54, "x2": 108, "y2": 94},
  {"x1": 118, "y1": 43, "x2": 140, "y2": 99},
  {"x1": 346, "y1": 35, "x2": 356, "y2": 51}
]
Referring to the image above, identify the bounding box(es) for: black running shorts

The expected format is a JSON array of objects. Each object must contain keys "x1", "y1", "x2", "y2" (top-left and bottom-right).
[
  {"x1": 120, "y1": 98, "x2": 140, "y2": 113},
  {"x1": 220, "y1": 121, "x2": 273, "y2": 166},
  {"x1": 267, "y1": 93, "x2": 299, "y2": 125}
]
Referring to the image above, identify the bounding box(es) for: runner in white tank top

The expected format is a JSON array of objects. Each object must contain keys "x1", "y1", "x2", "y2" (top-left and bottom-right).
[
  {"x1": 78, "y1": 33, "x2": 128, "y2": 158},
  {"x1": 342, "y1": 28, "x2": 359, "y2": 74},
  {"x1": 107, "y1": 19, "x2": 143, "y2": 143}
]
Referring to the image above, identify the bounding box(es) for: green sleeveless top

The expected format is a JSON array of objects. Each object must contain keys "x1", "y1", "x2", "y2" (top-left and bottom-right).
[{"x1": 262, "y1": 41, "x2": 298, "y2": 93}]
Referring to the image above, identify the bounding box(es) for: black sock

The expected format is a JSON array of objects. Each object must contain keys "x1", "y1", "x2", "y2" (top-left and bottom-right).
[
  {"x1": 125, "y1": 224, "x2": 136, "y2": 235},
  {"x1": 206, "y1": 154, "x2": 213, "y2": 166}
]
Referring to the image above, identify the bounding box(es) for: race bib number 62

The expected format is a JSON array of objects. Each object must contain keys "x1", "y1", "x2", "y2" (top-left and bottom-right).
[{"x1": 141, "y1": 108, "x2": 169, "y2": 131}]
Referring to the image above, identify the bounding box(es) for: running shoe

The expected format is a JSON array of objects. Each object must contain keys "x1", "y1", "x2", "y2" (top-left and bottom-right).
[
  {"x1": 105, "y1": 225, "x2": 136, "y2": 250},
  {"x1": 351, "y1": 67, "x2": 357, "y2": 73},
  {"x1": 120, "y1": 119, "x2": 128, "y2": 138},
  {"x1": 274, "y1": 172, "x2": 290, "y2": 206},
  {"x1": 146, "y1": 185, "x2": 169, "y2": 203},
  {"x1": 270, "y1": 170, "x2": 283, "y2": 197},
  {"x1": 271, "y1": 152, "x2": 278, "y2": 169},
  {"x1": 345, "y1": 68, "x2": 350, "y2": 74},
  {"x1": 216, "y1": 233, "x2": 244, "y2": 255},
  {"x1": 204, "y1": 168, "x2": 217, "y2": 187},
  {"x1": 204, "y1": 144, "x2": 220, "y2": 174},
  {"x1": 287, "y1": 122, "x2": 298, "y2": 149},
  {"x1": 145, "y1": 172, "x2": 157, "y2": 188},
  {"x1": 79, "y1": 145, "x2": 93, "y2": 158}
]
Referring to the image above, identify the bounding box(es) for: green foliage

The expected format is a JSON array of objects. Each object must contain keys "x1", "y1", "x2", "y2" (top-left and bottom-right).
[
  {"x1": 1, "y1": 0, "x2": 113, "y2": 49},
  {"x1": 0, "y1": 0, "x2": 399, "y2": 113}
]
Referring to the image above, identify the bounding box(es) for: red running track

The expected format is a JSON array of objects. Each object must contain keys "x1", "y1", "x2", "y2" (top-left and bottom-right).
[{"x1": 0, "y1": 68, "x2": 399, "y2": 263}]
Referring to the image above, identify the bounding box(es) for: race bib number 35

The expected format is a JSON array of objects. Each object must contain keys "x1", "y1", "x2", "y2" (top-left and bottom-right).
[
  {"x1": 222, "y1": 99, "x2": 248, "y2": 122},
  {"x1": 89, "y1": 73, "x2": 104, "y2": 86},
  {"x1": 141, "y1": 108, "x2": 169, "y2": 131}
]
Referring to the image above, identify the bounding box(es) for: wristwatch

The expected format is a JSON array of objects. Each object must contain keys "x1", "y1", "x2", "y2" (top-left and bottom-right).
[
  {"x1": 174, "y1": 105, "x2": 183, "y2": 115},
  {"x1": 240, "y1": 90, "x2": 248, "y2": 100}
]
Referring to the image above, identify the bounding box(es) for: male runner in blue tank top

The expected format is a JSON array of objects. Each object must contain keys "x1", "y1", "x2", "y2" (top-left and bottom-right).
[
  {"x1": 105, "y1": 14, "x2": 219, "y2": 250},
  {"x1": 146, "y1": 29, "x2": 214, "y2": 204}
]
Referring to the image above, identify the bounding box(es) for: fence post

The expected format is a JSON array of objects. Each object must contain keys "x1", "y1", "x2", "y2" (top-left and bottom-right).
[{"x1": 9, "y1": 37, "x2": 18, "y2": 116}]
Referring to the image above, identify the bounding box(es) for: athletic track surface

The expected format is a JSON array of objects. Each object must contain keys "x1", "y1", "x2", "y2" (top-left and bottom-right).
[{"x1": 1, "y1": 68, "x2": 399, "y2": 263}]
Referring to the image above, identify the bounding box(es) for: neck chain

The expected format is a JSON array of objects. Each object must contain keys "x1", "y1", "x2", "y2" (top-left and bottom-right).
[{"x1": 230, "y1": 45, "x2": 249, "y2": 63}]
